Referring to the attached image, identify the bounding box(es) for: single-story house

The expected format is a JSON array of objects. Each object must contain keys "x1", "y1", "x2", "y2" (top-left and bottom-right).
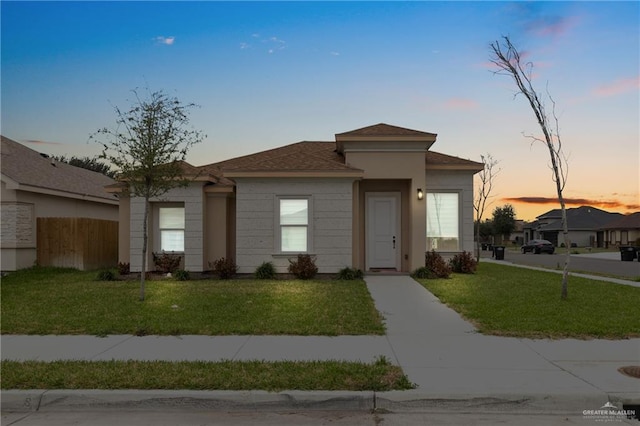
[
  {"x1": 1, "y1": 136, "x2": 119, "y2": 271},
  {"x1": 112, "y1": 123, "x2": 483, "y2": 274},
  {"x1": 523, "y1": 206, "x2": 623, "y2": 248},
  {"x1": 600, "y1": 212, "x2": 640, "y2": 247}
]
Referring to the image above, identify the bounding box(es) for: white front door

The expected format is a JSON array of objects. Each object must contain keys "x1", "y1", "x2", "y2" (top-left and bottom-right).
[{"x1": 366, "y1": 193, "x2": 400, "y2": 270}]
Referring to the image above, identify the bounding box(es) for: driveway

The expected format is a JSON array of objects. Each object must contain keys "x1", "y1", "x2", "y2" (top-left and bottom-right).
[{"x1": 482, "y1": 249, "x2": 640, "y2": 279}]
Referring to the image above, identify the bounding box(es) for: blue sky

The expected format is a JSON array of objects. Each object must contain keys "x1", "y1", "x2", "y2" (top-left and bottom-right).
[{"x1": 2, "y1": 1, "x2": 638, "y2": 220}]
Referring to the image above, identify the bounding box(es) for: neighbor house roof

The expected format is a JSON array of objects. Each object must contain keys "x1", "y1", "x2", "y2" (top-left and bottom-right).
[
  {"x1": 601, "y1": 212, "x2": 640, "y2": 230},
  {"x1": 534, "y1": 206, "x2": 623, "y2": 231},
  {"x1": 1, "y1": 136, "x2": 117, "y2": 203}
]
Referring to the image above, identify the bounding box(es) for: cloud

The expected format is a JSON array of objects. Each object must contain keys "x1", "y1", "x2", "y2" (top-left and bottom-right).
[
  {"x1": 593, "y1": 76, "x2": 640, "y2": 97},
  {"x1": 502, "y1": 196, "x2": 640, "y2": 211},
  {"x1": 239, "y1": 42, "x2": 250, "y2": 50},
  {"x1": 330, "y1": 51, "x2": 340, "y2": 56},
  {"x1": 526, "y1": 16, "x2": 577, "y2": 38},
  {"x1": 154, "y1": 36, "x2": 175, "y2": 46},
  {"x1": 24, "y1": 139, "x2": 64, "y2": 145},
  {"x1": 443, "y1": 98, "x2": 478, "y2": 110}
]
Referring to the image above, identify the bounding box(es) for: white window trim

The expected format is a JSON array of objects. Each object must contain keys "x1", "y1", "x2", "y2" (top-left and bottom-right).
[
  {"x1": 426, "y1": 191, "x2": 461, "y2": 252},
  {"x1": 275, "y1": 196, "x2": 313, "y2": 254},
  {"x1": 154, "y1": 203, "x2": 185, "y2": 253}
]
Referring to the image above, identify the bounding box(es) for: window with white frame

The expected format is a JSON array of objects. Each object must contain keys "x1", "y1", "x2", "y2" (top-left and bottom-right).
[
  {"x1": 279, "y1": 198, "x2": 309, "y2": 252},
  {"x1": 159, "y1": 207, "x2": 185, "y2": 252},
  {"x1": 426, "y1": 192, "x2": 459, "y2": 251}
]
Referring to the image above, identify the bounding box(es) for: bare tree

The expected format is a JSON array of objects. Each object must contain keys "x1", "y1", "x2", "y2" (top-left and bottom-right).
[
  {"x1": 92, "y1": 89, "x2": 204, "y2": 301},
  {"x1": 474, "y1": 153, "x2": 500, "y2": 261},
  {"x1": 490, "y1": 36, "x2": 570, "y2": 299}
]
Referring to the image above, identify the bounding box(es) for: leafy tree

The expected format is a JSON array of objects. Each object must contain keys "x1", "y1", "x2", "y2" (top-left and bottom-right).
[
  {"x1": 473, "y1": 153, "x2": 500, "y2": 261},
  {"x1": 492, "y1": 204, "x2": 516, "y2": 244},
  {"x1": 52, "y1": 155, "x2": 116, "y2": 178},
  {"x1": 490, "y1": 36, "x2": 570, "y2": 299},
  {"x1": 91, "y1": 89, "x2": 204, "y2": 301}
]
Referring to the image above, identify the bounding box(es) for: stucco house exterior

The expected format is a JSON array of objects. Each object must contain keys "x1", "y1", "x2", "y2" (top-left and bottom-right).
[
  {"x1": 1, "y1": 136, "x2": 119, "y2": 271},
  {"x1": 601, "y1": 212, "x2": 640, "y2": 247},
  {"x1": 523, "y1": 206, "x2": 623, "y2": 248},
  {"x1": 113, "y1": 124, "x2": 483, "y2": 274}
]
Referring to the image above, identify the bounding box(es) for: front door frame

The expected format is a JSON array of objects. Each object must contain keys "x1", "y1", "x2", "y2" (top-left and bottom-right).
[{"x1": 365, "y1": 192, "x2": 401, "y2": 271}]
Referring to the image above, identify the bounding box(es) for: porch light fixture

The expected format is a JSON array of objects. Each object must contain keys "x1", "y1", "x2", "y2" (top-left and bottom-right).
[{"x1": 417, "y1": 188, "x2": 424, "y2": 200}]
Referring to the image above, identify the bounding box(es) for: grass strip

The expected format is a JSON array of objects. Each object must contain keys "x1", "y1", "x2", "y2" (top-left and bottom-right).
[
  {"x1": 0, "y1": 267, "x2": 384, "y2": 336},
  {"x1": 416, "y1": 262, "x2": 640, "y2": 339},
  {"x1": 1, "y1": 359, "x2": 414, "y2": 391}
]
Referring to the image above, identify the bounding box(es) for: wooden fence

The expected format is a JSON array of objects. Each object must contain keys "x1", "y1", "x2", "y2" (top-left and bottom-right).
[{"x1": 37, "y1": 218, "x2": 118, "y2": 270}]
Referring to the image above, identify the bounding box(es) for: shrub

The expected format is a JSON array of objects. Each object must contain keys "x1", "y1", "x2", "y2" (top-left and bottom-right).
[
  {"x1": 411, "y1": 267, "x2": 434, "y2": 279},
  {"x1": 255, "y1": 261, "x2": 277, "y2": 280},
  {"x1": 424, "y1": 250, "x2": 451, "y2": 278},
  {"x1": 449, "y1": 251, "x2": 477, "y2": 274},
  {"x1": 174, "y1": 269, "x2": 190, "y2": 281},
  {"x1": 210, "y1": 257, "x2": 238, "y2": 279},
  {"x1": 117, "y1": 262, "x2": 130, "y2": 275},
  {"x1": 336, "y1": 267, "x2": 364, "y2": 280},
  {"x1": 153, "y1": 252, "x2": 182, "y2": 274},
  {"x1": 96, "y1": 269, "x2": 116, "y2": 281},
  {"x1": 288, "y1": 254, "x2": 318, "y2": 280}
]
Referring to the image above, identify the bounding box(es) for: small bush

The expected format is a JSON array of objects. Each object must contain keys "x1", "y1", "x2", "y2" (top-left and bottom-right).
[
  {"x1": 153, "y1": 252, "x2": 182, "y2": 274},
  {"x1": 336, "y1": 267, "x2": 364, "y2": 280},
  {"x1": 117, "y1": 262, "x2": 130, "y2": 275},
  {"x1": 411, "y1": 267, "x2": 434, "y2": 279},
  {"x1": 424, "y1": 250, "x2": 451, "y2": 278},
  {"x1": 210, "y1": 257, "x2": 238, "y2": 279},
  {"x1": 449, "y1": 251, "x2": 477, "y2": 274},
  {"x1": 96, "y1": 269, "x2": 116, "y2": 281},
  {"x1": 255, "y1": 261, "x2": 277, "y2": 280},
  {"x1": 288, "y1": 254, "x2": 318, "y2": 280},
  {"x1": 174, "y1": 269, "x2": 190, "y2": 281}
]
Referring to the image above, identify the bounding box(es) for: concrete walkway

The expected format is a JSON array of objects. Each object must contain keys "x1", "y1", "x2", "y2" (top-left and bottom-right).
[{"x1": 2, "y1": 275, "x2": 639, "y2": 414}]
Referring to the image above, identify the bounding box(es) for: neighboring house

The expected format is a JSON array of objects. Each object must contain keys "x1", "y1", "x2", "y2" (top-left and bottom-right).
[
  {"x1": 523, "y1": 206, "x2": 623, "y2": 248},
  {"x1": 113, "y1": 123, "x2": 483, "y2": 274},
  {"x1": 600, "y1": 212, "x2": 640, "y2": 247},
  {"x1": 1, "y1": 136, "x2": 119, "y2": 271}
]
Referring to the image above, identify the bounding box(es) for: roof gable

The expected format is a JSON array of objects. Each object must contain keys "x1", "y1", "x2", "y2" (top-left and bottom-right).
[{"x1": 335, "y1": 123, "x2": 437, "y2": 138}]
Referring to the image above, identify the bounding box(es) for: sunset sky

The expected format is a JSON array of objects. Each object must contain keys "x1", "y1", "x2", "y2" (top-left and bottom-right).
[{"x1": 2, "y1": 1, "x2": 638, "y2": 221}]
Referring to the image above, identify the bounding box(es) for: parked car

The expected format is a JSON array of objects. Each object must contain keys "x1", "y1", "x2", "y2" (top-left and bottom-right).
[{"x1": 521, "y1": 239, "x2": 555, "y2": 254}]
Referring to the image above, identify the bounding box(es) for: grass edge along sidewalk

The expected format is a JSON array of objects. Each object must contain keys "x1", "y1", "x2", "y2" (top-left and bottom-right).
[
  {"x1": 0, "y1": 358, "x2": 415, "y2": 392},
  {"x1": 416, "y1": 262, "x2": 640, "y2": 340}
]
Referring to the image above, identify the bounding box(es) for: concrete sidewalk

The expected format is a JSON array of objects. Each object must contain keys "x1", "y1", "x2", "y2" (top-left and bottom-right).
[{"x1": 2, "y1": 275, "x2": 639, "y2": 415}]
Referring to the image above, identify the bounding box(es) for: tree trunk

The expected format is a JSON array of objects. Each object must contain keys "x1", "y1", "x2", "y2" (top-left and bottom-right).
[{"x1": 140, "y1": 198, "x2": 149, "y2": 302}]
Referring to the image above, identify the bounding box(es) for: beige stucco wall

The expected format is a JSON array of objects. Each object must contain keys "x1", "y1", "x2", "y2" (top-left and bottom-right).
[
  {"x1": 346, "y1": 151, "x2": 427, "y2": 272},
  {"x1": 1, "y1": 181, "x2": 118, "y2": 271},
  {"x1": 235, "y1": 177, "x2": 355, "y2": 274},
  {"x1": 425, "y1": 169, "x2": 476, "y2": 254}
]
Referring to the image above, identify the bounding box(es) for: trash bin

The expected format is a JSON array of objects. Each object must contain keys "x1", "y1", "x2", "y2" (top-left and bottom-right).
[
  {"x1": 494, "y1": 246, "x2": 505, "y2": 260},
  {"x1": 620, "y1": 246, "x2": 636, "y2": 261}
]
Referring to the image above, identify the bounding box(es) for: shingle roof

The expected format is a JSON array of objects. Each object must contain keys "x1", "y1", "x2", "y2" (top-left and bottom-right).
[
  {"x1": 1, "y1": 136, "x2": 117, "y2": 202},
  {"x1": 536, "y1": 206, "x2": 623, "y2": 231},
  {"x1": 200, "y1": 142, "x2": 362, "y2": 174},
  {"x1": 200, "y1": 140, "x2": 482, "y2": 175},
  {"x1": 601, "y1": 212, "x2": 640, "y2": 230},
  {"x1": 335, "y1": 123, "x2": 437, "y2": 138}
]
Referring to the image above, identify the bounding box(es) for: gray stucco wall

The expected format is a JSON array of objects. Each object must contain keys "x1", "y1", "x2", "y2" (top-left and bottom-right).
[
  {"x1": 235, "y1": 178, "x2": 354, "y2": 274},
  {"x1": 129, "y1": 183, "x2": 204, "y2": 272}
]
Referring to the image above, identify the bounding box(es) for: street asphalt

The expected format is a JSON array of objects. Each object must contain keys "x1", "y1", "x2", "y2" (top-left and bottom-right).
[{"x1": 2, "y1": 267, "x2": 639, "y2": 419}]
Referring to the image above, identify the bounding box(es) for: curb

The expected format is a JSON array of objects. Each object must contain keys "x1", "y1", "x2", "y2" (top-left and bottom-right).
[{"x1": 4, "y1": 389, "x2": 633, "y2": 414}]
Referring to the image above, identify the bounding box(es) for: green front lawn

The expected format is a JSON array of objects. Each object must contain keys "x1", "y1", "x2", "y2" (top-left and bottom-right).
[
  {"x1": 1, "y1": 358, "x2": 414, "y2": 391},
  {"x1": 0, "y1": 268, "x2": 384, "y2": 336},
  {"x1": 416, "y1": 262, "x2": 640, "y2": 339}
]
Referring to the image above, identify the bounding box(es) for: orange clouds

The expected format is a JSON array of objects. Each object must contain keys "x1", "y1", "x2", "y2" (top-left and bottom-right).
[
  {"x1": 502, "y1": 196, "x2": 640, "y2": 211},
  {"x1": 443, "y1": 98, "x2": 478, "y2": 110}
]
